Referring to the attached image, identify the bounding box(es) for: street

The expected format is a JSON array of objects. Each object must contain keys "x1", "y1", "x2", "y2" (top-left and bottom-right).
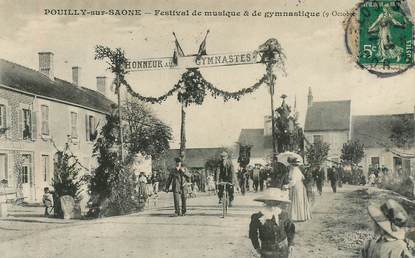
[{"x1": 0, "y1": 185, "x2": 372, "y2": 258}]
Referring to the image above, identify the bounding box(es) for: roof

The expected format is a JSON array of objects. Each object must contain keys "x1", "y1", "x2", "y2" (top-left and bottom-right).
[
  {"x1": 238, "y1": 128, "x2": 272, "y2": 158},
  {"x1": 0, "y1": 58, "x2": 113, "y2": 113},
  {"x1": 352, "y1": 113, "x2": 414, "y2": 148},
  {"x1": 165, "y1": 148, "x2": 226, "y2": 168},
  {"x1": 304, "y1": 100, "x2": 351, "y2": 132}
]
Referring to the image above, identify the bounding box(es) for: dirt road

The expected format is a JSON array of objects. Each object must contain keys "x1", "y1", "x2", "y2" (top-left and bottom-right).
[{"x1": 0, "y1": 185, "x2": 372, "y2": 258}]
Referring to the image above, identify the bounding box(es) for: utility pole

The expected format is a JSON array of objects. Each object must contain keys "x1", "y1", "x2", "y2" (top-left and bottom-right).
[{"x1": 116, "y1": 73, "x2": 124, "y2": 162}]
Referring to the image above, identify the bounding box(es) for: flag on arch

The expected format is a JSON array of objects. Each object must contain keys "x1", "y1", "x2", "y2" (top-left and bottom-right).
[
  {"x1": 172, "y1": 32, "x2": 185, "y2": 65},
  {"x1": 196, "y1": 30, "x2": 209, "y2": 61}
]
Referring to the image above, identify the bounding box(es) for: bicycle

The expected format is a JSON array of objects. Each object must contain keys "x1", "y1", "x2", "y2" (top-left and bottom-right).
[{"x1": 217, "y1": 182, "x2": 233, "y2": 218}]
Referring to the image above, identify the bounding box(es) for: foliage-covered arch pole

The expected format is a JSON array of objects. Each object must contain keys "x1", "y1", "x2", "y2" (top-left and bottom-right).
[
  {"x1": 95, "y1": 38, "x2": 285, "y2": 162},
  {"x1": 258, "y1": 39, "x2": 287, "y2": 173}
]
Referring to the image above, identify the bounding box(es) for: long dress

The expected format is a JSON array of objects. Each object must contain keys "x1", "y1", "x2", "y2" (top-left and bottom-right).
[{"x1": 288, "y1": 166, "x2": 312, "y2": 222}]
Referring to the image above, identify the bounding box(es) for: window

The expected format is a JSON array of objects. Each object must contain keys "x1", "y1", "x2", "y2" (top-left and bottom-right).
[
  {"x1": 0, "y1": 105, "x2": 5, "y2": 128},
  {"x1": 23, "y1": 109, "x2": 32, "y2": 139},
  {"x1": 371, "y1": 157, "x2": 380, "y2": 167},
  {"x1": 0, "y1": 154, "x2": 7, "y2": 182},
  {"x1": 70, "y1": 112, "x2": 78, "y2": 138},
  {"x1": 313, "y1": 135, "x2": 323, "y2": 143},
  {"x1": 41, "y1": 105, "x2": 49, "y2": 135},
  {"x1": 21, "y1": 154, "x2": 32, "y2": 184},
  {"x1": 41, "y1": 155, "x2": 50, "y2": 182},
  {"x1": 86, "y1": 115, "x2": 96, "y2": 141}
]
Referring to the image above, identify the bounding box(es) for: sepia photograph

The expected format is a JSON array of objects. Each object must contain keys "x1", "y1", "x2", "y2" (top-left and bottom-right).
[{"x1": 0, "y1": 0, "x2": 414, "y2": 257}]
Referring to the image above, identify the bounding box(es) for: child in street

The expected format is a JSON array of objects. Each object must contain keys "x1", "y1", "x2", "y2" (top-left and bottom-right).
[
  {"x1": 42, "y1": 187, "x2": 54, "y2": 216},
  {"x1": 249, "y1": 188, "x2": 295, "y2": 258}
]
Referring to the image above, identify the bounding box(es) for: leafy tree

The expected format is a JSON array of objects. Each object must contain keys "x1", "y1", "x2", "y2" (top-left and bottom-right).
[
  {"x1": 340, "y1": 140, "x2": 365, "y2": 165},
  {"x1": 390, "y1": 116, "x2": 414, "y2": 148},
  {"x1": 305, "y1": 141, "x2": 330, "y2": 166},
  {"x1": 52, "y1": 143, "x2": 84, "y2": 218},
  {"x1": 88, "y1": 100, "x2": 172, "y2": 217},
  {"x1": 87, "y1": 110, "x2": 137, "y2": 217},
  {"x1": 123, "y1": 97, "x2": 172, "y2": 160}
]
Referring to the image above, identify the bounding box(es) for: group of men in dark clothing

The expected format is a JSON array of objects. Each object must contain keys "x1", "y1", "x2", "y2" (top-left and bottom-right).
[
  {"x1": 238, "y1": 163, "x2": 270, "y2": 195},
  {"x1": 302, "y1": 164, "x2": 344, "y2": 201}
]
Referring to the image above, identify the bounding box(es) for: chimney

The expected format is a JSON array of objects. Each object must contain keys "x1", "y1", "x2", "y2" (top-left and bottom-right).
[
  {"x1": 307, "y1": 87, "x2": 313, "y2": 108},
  {"x1": 264, "y1": 115, "x2": 272, "y2": 136},
  {"x1": 72, "y1": 66, "x2": 81, "y2": 86},
  {"x1": 96, "y1": 76, "x2": 107, "y2": 96},
  {"x1": 38, "y1": 52, "x2": 54, "y2": 80}
]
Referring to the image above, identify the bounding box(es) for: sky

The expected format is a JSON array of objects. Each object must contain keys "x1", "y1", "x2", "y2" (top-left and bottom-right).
[{"x1": 0, "y1": 0, "x2": 414, "y2": 149}]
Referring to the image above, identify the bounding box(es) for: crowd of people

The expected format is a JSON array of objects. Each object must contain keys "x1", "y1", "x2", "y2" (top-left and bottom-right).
[{"x1": 133, "y1": 153, "x2": 413, "y2": 258}]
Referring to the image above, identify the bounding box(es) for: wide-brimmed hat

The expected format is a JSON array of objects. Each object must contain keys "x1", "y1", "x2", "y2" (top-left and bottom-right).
[
  {"x1": 220, "y1": 151, "x2": 228, "y2": 157},
  {"x1": 254, "y1": 188, "x2": 291, "y2": 204},
  {"x1": 368, "y1": 199, "x2": 408, "y2": 240}
]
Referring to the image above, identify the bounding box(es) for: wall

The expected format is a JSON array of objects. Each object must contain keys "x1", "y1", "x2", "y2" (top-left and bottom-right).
[
  {"x1": 0, "y1": 86, "x2": 107, "y2": 202},
  {"x1": 304, "y1": 130, "x2": 349, "y2": 162}
]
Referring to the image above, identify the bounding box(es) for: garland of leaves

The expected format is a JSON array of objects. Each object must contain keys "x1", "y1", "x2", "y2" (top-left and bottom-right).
[
  {"x1": 120, "y1": 69, "x2": 268, "y2": 105},
  {"x1": 95, "y1": 45, "x2": 270, "y2": 106},
  {"x1": 121, "y1": 78, "x2": 181, "y2": 104}
]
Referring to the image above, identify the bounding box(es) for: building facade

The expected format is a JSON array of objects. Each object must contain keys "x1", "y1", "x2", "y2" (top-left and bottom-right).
[
  {"x1": 303, "y1": 88, "x2": 352, "y2": 164},
  {"x1": 303, "y1": 88, "x2": 414, "y2": 176},
  {"x1": 0, "y1": 53, "x2": 113, "y2": 202},
  {"x1": 352, "y1": 114, "x2": 415, "y2": 176}
]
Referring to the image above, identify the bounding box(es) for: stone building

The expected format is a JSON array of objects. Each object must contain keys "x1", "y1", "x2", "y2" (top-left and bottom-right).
[
  {"x1": 303, "y1": 88, "x2": 352, "y2": 164},
  {"x1": 352, "y1": 113, "x2": 415, "y2": 176},
  {"x1": 0, "y1": 52, "x2": 113, "y2": 202}
]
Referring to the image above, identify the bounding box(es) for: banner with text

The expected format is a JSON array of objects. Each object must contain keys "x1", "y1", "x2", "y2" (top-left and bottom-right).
[{"x1": 125, "y1": 51, "x2": 260, "y2": 71}]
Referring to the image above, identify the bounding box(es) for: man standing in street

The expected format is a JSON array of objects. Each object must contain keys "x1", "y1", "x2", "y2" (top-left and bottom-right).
[
  {"x1": 327, "y1": 165, "x2": 338, "y2": 193},
  {"x1": 337, "y1": 164, "x2": 343, "y2": 188},
  {"x1": 216, "y1": 151, "x2": 237, "y2": 207},
  {"x1": 238, "y1": 166, "x2": 248, "y2": 196},
  {"x1": 165, "y1": 157, "x2": 191, "y2": 216},
  {"x1": 252, "y1": 164, "x2": 261, "y2": 192},
  {"x1": 313, "y1": 165, "x2": 325, "y2": 196}
]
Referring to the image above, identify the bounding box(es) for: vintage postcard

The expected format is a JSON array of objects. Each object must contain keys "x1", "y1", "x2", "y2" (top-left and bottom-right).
[{"x1": 0, "y1": 0, "x2": 414, "y2": 257}]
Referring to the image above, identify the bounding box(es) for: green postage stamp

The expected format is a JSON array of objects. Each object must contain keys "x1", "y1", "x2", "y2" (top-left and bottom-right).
[
  {"x1": 359, "y1": 1, "x2": 413, "y2": 66},
  {"x1": 346, "y1": 0, "x2": 414, "y2": 76}
]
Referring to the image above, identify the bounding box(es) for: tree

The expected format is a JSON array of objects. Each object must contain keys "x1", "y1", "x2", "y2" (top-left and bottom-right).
[
  {"x1": 123, "y1": 96, "x2": 172, "y2": 160},
  {"x1": 305, "y1": 141, "x2": 330, "y2": 166},
  {"x1": 87, "y1": 110, "x2": 137, "y2": 217},
  {"x1": 341, "y1": 140, "x2": 365, "y2": 165},
  {"x1": 52, "y1": 143, "x2": 84, "y2": 218},
  {"x1": 390, "y1": 116, "x2": 415, "y2": 148}
]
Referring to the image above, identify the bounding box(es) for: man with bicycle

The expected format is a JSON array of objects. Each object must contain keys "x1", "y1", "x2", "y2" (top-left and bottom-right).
[{"x1": 216, "y1": 151, "x2": 237, "y2": 207}]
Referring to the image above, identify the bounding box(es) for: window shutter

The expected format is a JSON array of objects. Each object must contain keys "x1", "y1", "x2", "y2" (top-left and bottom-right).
[
  {"x1": 32, "y1": 111, "x2": 37, "y2": 140},
  {"x1": 18, "y1": 109, "x2": 23, "y2": 139},
  {"x1": 5, "y1": 105, "x2": 11, "y2": 139},
  {"x1": 85, "y1": 114, "x2": 89, "y2": 141}
]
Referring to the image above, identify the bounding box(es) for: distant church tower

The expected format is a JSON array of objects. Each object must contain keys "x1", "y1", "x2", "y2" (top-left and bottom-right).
[{"x1": 307, "y1": 87, "x2": 313, "y2": 108}]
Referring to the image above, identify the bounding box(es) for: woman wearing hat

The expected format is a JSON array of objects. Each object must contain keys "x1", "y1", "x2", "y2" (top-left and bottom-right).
[
  {"x1": 283, "y1": 157, "x2": 311, "y2": 222},
  {"x1": 362, "y1": 199, "x2": 413, "y2": 258},
  {"x1": 249, "y1": 188, "x2": 295, "y2": 258}
]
